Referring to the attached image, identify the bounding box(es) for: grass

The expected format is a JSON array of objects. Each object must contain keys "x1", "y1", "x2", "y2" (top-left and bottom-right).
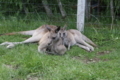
[{"x1": 0, "y1": 15, "x2": 120, "y2": 80}]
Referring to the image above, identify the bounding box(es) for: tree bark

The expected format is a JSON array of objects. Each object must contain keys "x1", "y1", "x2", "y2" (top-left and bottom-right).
[
  {"x1": 42, "y1": 0, "x2": 53, "y2": 17},
  {"x1": 57, "y1": 0, "x2": 67, "y2": 18},
  {"x1": 23, "y1": 5, "x2": 29, "y2": 15},
  {"x1": 110, "y1": 0, "x2": 114, "y2": 30},
  {"x1": 22, "y1": 0, "x2": 29, "y2": 15},
  {"x1": 85, "y1": 0, "x2": 91, "y2": 20}
]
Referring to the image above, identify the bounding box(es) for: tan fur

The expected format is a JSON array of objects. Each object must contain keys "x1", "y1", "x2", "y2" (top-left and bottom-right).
[
  {"x1": 46, "y1": 36, "x2": 67, "y2": 55},
  {"x1": 58, "y1": 25, "x2": 97, "y2": 52},
  {"x1": 69, "y1": 29, "x2": 97, "y2": 47},
  {"x1": 0, "y1": 25, "x2": 58, "y2": 48},
  {"x1": 0, "y1": 24, "x2": 66, "y2": 55},
  {"x1": 38, "y1": 32, "x2": 52, "y2": 54},
  {"x1": 38, "y1": 26, "x2": 62, "y2": 54}
]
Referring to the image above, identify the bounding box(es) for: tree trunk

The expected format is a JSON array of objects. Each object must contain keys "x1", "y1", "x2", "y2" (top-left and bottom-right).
[
  {"x1": 22, "y1": 0, "x2": 29, "y2": 15},
  {"x1": 57, "y1": 0, "x2": 67, "y2": 18},
  {"x1": 110, "y1": 0, "x2": 114, "y2": 30},
  {"x1": 42, "y1": 0, "x2": 53, "y2": 17},
  {"x1": 85, "y1": 0, "x2": 91, "y2": 20},
  {"x1": 23, "y1": 5, "x2": 29, "y2": 15}
]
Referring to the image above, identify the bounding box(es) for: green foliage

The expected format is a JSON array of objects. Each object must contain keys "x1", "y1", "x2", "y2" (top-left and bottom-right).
[{"x1": 0, "y1": 0, "x2": 120, "y2": 22}]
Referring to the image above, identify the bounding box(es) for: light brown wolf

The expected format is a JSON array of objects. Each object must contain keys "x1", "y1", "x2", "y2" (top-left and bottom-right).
[{"x1": 58, "y1": 25, "x2": 97, "y2": 52}]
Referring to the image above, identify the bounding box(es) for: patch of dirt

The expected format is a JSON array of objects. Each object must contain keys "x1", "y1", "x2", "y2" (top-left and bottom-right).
[
  {"x1": 72, "y1": 56, "x2": 103, "y2": 63},
  {"x1": 27, "y1": 73, "x2": 39, "y2": 80},
  {"x1": 83, "y1": 50, "x2": 111, "y2": 63},
  {"x1": 27, "y1": 77, "x2": 38, "y2": 80},
  {"x1": 97, "y1": 50, "x2": 111, "y2": 55},
  {"x1": 83, "y1": 57, "x2": 109, "y2": 64},
  {"x1": 72, "y1": 56, "x2": 81, "y2": 60},
  {"x1": 83, "y1": 57, "x2": 101, "y2": 63},
  {"x1": 2, "y1": 64, "x2": 19, "y2": 70},
  {"x1": 72, "y1": 50, "x2": 111, "y2": 63}
]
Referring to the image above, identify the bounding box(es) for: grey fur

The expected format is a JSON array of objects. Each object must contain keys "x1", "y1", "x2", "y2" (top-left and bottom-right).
[{"x1": 58, "y1": 25, "x2": 97, "y2": 52}]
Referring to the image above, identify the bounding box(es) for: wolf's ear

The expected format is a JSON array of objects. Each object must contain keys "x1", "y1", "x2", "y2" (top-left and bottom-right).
[
  {"x1": 55, "y1": 26, "x2": 61, "y2": 33},
  {"x1": 46, "y1": 25, "x2": 51, "y2": 31}
]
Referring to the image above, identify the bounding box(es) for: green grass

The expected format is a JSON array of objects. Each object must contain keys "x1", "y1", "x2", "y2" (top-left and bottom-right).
[{"x1": 0, "y1": 16, "x2": 120, "y2": 80}]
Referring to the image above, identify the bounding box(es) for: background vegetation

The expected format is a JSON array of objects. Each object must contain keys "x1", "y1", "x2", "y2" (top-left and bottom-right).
[{"x1": 0, "y1": 0, "x2": 120, "y2": 80}]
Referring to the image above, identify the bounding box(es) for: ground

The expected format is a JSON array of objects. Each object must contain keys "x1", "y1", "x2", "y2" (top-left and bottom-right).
[{"x1": 0, "y1": 17, "x2": 120, "y2": 80}]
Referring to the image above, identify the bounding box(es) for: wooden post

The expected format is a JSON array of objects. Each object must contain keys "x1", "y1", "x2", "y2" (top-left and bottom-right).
[{"x1": 77, "y1": 0, "x2": 86, "y2": 32}]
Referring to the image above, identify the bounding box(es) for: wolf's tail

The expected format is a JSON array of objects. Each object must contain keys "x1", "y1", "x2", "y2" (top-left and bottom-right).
[
  {"x1": 82, "y1": 34, "x2": 97, "y2": 47},
  {"x1": 0, "y1": 30, "x2": 36, "y2": 36}
]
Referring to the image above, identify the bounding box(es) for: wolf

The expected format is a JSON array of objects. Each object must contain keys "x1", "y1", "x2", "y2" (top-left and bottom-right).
[
  {"x1": 0, "y1": 25, "x2": 58, "y2": 48},
  {"x1": 58, "y1": 25, "x2": 97, "y2": 52}
]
